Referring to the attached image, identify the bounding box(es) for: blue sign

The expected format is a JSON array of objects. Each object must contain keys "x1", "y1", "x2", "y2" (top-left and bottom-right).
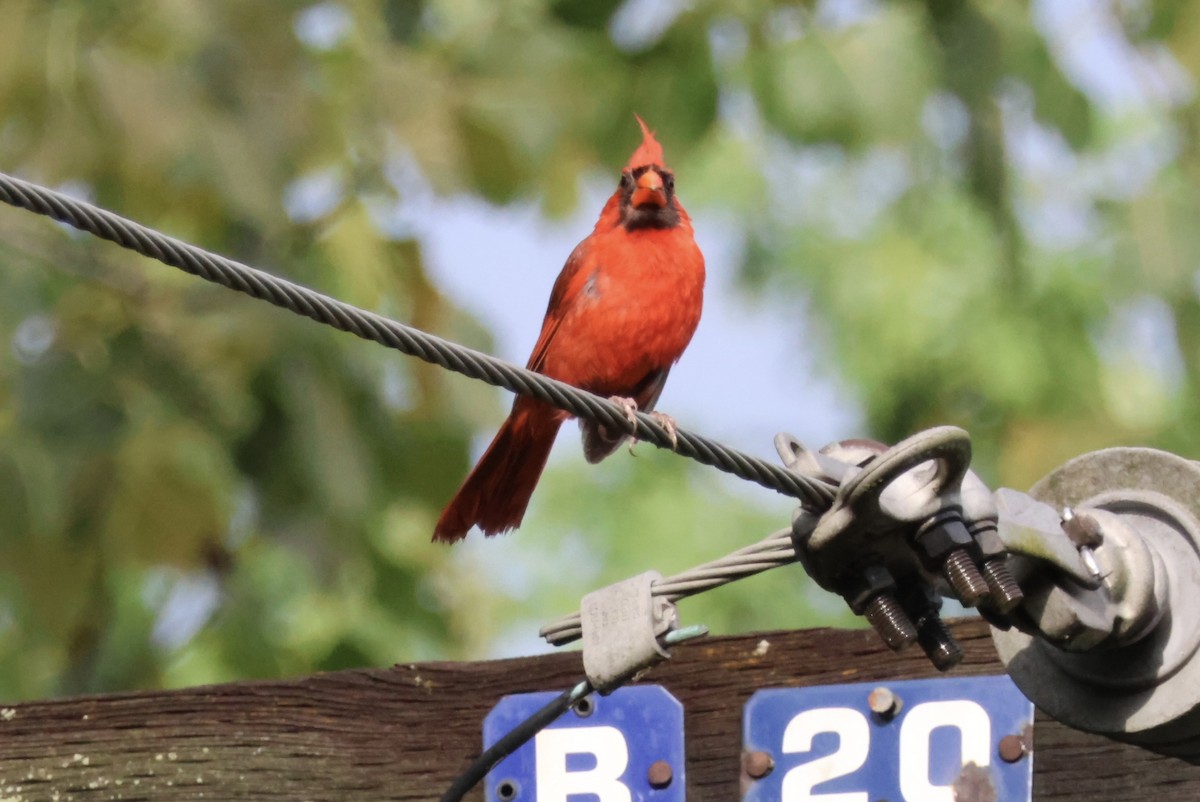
[
  {"x1": 743, "y1": 675, "x2": 1033, "y2": 802},
  {"x1": 484, "y1": 685, "x2": 685, "y2": 801}
]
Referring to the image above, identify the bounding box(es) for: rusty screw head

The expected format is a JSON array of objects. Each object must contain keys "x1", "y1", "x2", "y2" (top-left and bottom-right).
[
  {"x1": 868, "y1": 686, "x2": 901, "y2": 721},
  {"x1": 647, "y1": 760, "x2": 673, "y2": 789},
  {"x1": 999, "y1": 734, "x2": 1028, "y2": 763},
  {"x1": 742, "y1": 751, "x2": 774, "y2": 780}
]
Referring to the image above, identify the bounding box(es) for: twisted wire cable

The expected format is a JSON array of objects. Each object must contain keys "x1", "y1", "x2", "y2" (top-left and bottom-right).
[
  {"x1": 539, "y1": 526, "x2": 797, "y2": 645},
  {"x1": 0, "y1": 172, "x2": 836, "y2": 507}
]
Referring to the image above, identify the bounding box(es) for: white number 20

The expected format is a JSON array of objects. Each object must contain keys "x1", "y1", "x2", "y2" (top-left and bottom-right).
[{"x1": 780, "y1": 700, "x2": 992, "y2": 802}]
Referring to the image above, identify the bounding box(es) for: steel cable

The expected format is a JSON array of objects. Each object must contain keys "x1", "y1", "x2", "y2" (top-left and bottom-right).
[
  {"x1": 539, "y1": 527, "x2": 797, "y2": 645},
  {"x1": 0, "y1": 172, "x2": 836, "y2": 507}
]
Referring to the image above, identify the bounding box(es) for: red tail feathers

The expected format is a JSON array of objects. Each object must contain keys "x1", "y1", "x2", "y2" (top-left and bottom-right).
[{"x1": 433, "y1": 400, "x2": 565, "y2": 543}]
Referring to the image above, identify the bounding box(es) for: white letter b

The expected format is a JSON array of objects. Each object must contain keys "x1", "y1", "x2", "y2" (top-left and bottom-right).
[{"x1": 535, "y1": 725, "x2": 632, "y2": 802}]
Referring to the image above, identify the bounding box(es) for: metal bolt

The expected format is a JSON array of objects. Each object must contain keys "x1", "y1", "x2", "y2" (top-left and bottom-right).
[
  {"x1": 496, "y1": 779, "x2": 520, "y2": 801},
  {"x1": 647, "y1": 760, "x2": 673, "y2": 788},
  {"x1": 942, "y1": 549, "x2": 991, "y2": 607},
  {"x1": 867, "y1": 686, "x2": 901, "y2": 721},
  {"x1": 743, "y1": 751, "x2": 775, "y2": 780},
  {"x1": 1063, "y1": 509, "x2": 1105, "y2": 580},
  {"x1": 863, "y1": 593, "x2": 918, "y2": 651},
  {"x1": 980, "y1": 557, "x2": 1024, "y2": 613},
  {"x1": 1079, "y1": 546, "x2": 1102, "y2": 580},
  {"x1": 573, "y1": 697, "x2": 594, "y2": 718},
  {"x1": 916, "y1": 610, "x2": 963, "y2": 671},
  {"x1": 999, "y1": 734, "x2": 1027, "y2": 763}
]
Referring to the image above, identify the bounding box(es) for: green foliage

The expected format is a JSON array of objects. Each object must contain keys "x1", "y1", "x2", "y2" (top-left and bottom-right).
[{"x1": 1, "y1": 0, "x2": 1200, "y2": 701}]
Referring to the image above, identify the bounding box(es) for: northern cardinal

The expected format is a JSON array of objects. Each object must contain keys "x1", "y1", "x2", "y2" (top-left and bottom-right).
[{"x1": 433, "y1": 117, "x2": 705, "y2": 543}]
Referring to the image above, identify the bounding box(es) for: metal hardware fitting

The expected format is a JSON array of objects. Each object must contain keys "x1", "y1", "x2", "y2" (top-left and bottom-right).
[
  {"x1": 778, "y1": 426, "x2": 1022, "y2": 670},
  {"x1": 580, "y1": 571, "x2": 679, "y2": 693}
]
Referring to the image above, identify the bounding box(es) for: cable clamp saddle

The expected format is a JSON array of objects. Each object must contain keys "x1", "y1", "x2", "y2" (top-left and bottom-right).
[{"x1": 580, "y1": 571, "x2": 677, "y2": 694}]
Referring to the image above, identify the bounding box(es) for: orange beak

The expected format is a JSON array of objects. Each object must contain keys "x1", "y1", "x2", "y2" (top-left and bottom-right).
[{"x1": 631, "y1": 169, "x2": 667, "y2": 209}]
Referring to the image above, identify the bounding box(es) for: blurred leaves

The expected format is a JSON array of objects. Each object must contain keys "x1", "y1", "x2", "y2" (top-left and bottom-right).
[
  {"x1": 2, "y1": 0, "x2": 1200, "y2": 702},
  {"x1": 752, "y1": 4, "x2": 933, "y2": 147}
]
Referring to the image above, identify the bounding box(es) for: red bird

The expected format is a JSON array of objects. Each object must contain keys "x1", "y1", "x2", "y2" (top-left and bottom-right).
[{"x1": 433, "y1": 117, "x2": 706, "y2": 543}]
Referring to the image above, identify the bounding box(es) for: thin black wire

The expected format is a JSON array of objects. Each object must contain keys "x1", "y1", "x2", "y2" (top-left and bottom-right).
[
  {"x1": 0, "y1": 172, "x2": 836, "y2": 507},
  {"x1": 440, "y1": 623, "x2": 706, "y2": 801},
  {"x1": 440, "y1": 680, "x2": 591, "y2": 802}
]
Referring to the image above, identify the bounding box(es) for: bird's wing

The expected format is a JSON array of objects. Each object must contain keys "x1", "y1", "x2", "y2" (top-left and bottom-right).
[{"x1": 526, "y1": 241, "x2": 593, "y2": 373}]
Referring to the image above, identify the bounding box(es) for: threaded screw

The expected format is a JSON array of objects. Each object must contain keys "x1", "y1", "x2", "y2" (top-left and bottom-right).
[
  {"x1": 863, "y1": 593, "x2": 918, "y2": 651},
  {"x1": 980, "y1": 557, "x2": 1023, "y2": 613},
  {"x1": 942, "y1": 549, "x2": 990, "y2": 607},
  {"x1": 916, "y1": 610, "x2": 963, "y2": 671}
]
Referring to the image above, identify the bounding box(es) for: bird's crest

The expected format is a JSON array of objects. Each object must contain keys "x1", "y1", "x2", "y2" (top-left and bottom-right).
[{"x1": 626, "y1": 114, "x2": 665, "y2": 169}]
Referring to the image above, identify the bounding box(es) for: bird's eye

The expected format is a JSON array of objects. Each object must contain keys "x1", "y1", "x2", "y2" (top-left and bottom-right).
[
  {"x1": 620, "y1": 171, "x2": 634, "y2": 189},
  {"x1": 663, "y1": 172, "x2": 675, "y2": 192}
]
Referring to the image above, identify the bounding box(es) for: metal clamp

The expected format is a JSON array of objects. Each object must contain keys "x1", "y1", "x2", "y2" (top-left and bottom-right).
[
  {"x1": 580, "y1": 571, "x2": 678, "y2": 694},
  {"x1": 778, "y1": 426, "x2": 1023, "y2": 670}
]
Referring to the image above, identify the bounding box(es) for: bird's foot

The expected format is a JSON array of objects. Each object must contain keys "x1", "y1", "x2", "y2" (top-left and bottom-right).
[
  {"x1": 605, "y1": 397, "x2": 679, "y2": 455},
  {"x1": 649, "y1": 411, "x2": 679, "y2": 450},
  {"x1": 607, "y1": 396, "x2": 641, "y2": 456},
  {"x1": 608, "y1": 396, "x2": 640, "y2": 428}
]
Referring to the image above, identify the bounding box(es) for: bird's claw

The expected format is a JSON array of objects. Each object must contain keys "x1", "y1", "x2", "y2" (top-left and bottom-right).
[
  {"x1": 608, "y1": 396, "x2": 642, "y2": 456},
  {"x1": 606, "y1": 397, "x2": 679, "y2": 455},
  {"x1": 649, "y1": 411, "x2": 679, "y2": 450},
  {"x1": 608, "y1": 396, "x2": 640, "y2": 429}
]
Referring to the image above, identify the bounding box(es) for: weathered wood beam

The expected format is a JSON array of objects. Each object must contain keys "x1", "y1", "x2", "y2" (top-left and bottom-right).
[{"x1": 0, "y1": 619, "x2": 1194, "y2": 800}]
